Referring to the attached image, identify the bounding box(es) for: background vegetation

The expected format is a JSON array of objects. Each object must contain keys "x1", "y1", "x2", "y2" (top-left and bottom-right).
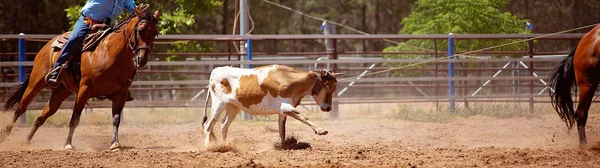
[{"x1": 1, "y1": 0, "x2": 598, "y2": 51}]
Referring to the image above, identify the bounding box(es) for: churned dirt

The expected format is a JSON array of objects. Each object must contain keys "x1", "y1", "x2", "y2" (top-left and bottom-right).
[{"x1": 1, "y1": 105, "x2": 600, "y2": 167}]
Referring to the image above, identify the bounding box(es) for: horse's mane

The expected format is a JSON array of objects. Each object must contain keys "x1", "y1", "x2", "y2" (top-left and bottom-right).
[{"x1": 113, "y1": 10, "x2": 157, "y2": 30}]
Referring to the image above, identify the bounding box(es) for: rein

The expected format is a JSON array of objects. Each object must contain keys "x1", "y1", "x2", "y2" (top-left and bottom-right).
[
  {"x1": 113, "y1": 12, "x2": 155, "y2": 67},
  {"x1": 106, "y1": 11, "x2": 157, "y2": 87},
  {"x1": 128, "y1": 19, "x2": 153, "y2": 65}
]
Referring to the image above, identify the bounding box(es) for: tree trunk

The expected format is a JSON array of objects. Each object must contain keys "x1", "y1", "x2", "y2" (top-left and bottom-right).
[
  {"x1": 221, "y1": 0, "x2": 229, "y2": 34},
  {"x1": 362, "y1": 0, "x2": 367, "y2": 52},
  {"x1": 570, "y1": 0, "x2": 580, "y2": 49}
]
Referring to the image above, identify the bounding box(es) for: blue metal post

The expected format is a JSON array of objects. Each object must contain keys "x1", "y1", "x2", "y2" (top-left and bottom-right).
[
  {"x1": 244, "y1": 38, "x2": 253, "y2": 119},
  {"x1": 18, "y1": 33, "x2": 26, "y2": 124},
  {"x1": 247, "y1": 39, "x2": 252, "y2": 68},
  {"x1": 448, "y1": 33, "x2": 455, "y2": 112}
]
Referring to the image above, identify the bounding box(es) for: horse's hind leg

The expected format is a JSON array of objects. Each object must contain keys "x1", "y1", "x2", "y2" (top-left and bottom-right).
[
  {"x1": 0, "y1": 76, "x2": 46, "y2": 143},
  {"x1": 575, "y1": 83, "x2": 597, "y2": 149},
  {"x1": 25, "y1": 87, "x2": 71, "y2": 144}
]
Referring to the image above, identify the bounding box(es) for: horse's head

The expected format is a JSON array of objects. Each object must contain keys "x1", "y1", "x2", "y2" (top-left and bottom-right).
[
  {"x1": 311, "y1": 69, "x2": 343, "y2": 112},
  {"x1": 127, "y1": 4, "x2": 160, "y2": 68}
]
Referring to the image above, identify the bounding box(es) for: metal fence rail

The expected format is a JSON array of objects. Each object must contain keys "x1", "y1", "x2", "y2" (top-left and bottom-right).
[{"x1": 0, "y1": 34, "x2": 587, "y2": 115}]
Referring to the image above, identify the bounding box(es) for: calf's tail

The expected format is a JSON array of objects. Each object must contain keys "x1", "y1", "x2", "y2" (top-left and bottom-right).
[{"x1": 201, "y1": 86, "x2": 211, "y2": 134}]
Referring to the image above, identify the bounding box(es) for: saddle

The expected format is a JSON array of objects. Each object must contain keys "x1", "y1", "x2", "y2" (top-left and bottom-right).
[
  {"x1": 51, "y1": 28, "x2": 113, "y2": 52},
  {"x1": 47, "y1": 28, "x2": 113, "y2": 91}
]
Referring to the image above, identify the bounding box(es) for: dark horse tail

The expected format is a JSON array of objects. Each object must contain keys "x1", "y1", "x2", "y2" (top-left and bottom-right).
[
  {"x1": 549, "y1": 50, "x2": 577, "y2": 129},
  {"x1": 3, "y1": 77, "x2": 29, "y2": 111}
]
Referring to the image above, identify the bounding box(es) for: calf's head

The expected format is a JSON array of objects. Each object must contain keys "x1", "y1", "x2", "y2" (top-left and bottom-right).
[{"x1": 311, "y1": 69, "x2": 342, "y2": 112}]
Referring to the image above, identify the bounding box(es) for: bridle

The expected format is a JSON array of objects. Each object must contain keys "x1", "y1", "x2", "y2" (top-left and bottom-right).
[{"x1": 127, "y1": 17, "x2": 156, "y2": 67}]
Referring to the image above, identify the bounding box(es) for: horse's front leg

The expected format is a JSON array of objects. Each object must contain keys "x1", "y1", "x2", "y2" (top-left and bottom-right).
[
  {"x1": 64, "y1": 85, "x2": 91, "y2": 150},
  {"x1": 109, "y1": 91, "x2": 128, "y2": 151}
]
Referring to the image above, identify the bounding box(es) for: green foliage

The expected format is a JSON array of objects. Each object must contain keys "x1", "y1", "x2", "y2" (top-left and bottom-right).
[
  {"x1": 147, "y1": 41, "x2": 214, "y2": 82},
  {"x1": 399, "y1": 0, "x2": 525, "y2": 35},
  {"x1": 64, "y1": 0, "x2": 222, "y2": 35},
  {"x1": 384, "y1": 0, "x2": 530, "y2": 76},
  {"x1": 64, "y1": 4, "x2": 84, "y2": 29},
  {"x1": 157, "y1": 6, "x2": 195, "y2": 35}
]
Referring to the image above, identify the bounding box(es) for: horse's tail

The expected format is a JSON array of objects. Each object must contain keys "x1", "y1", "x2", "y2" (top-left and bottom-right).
[
  {"x1": 3, "y1": 77, "x2": 30, "y2": 111},
  {"x1": 549, "y1": 49, "x2": 577, "y2": 129},
  {"x1": 201, "y1": 85, "x2": 211, "y2": 134}
]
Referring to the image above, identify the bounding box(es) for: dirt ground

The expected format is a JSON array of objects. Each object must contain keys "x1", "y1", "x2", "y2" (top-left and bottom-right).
[{"x1": 2, "y1": 104, "x2": 600, "y2": 167}]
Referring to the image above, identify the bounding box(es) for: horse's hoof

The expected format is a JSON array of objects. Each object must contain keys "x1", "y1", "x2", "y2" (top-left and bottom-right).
[
  {"x1": 65, "y1": 144, "x2": 76, "y2": 151},
  {"x1": 0, "y1": 132, "x2": 8, "y2": 144},
  {"x1": 579, "y1": 143, "x2": 589, "y2": 150},
  {"x1": 316, "y1": 128, "x2": 328, "y2": 135},
  {"x1": 109, "y1": 142, "x2": 121, "y2": 151},
  {"x1": 22, "y1": 140, "x2": 31, "y2": 146}
]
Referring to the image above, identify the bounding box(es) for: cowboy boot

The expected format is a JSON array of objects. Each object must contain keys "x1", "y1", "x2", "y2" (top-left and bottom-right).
[
  {"x1": 46, "y1": 66, "x2": 63, "y2": 87},
  {"x1": 47, "y1": 71, "x2": 59, "y2": 83}
]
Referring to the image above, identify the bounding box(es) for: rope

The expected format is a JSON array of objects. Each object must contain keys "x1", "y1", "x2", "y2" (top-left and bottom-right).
[
  {"x1": 261, "y1": 0, "x2": 432, "y2": 52},
  {"x1": 231, "y1": 2, "x2": 257, "y2": 54},
  {"x1": 113, "y1": 12, "x2": 137, "y2": 30},
  {"x1": 261, "y1": 0, "x2": 598, "y2": 81},
  {"x1": 338, "y1": 23, "x2": 599, "y2": 81}
]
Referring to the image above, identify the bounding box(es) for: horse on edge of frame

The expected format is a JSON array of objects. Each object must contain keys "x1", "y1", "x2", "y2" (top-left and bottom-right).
[
  {"x1": 549, "y1": 24, "x2": 600, "y2": 149},
  {"x1": 0, "y1": 4, "x2": 160, "y2": 151}
]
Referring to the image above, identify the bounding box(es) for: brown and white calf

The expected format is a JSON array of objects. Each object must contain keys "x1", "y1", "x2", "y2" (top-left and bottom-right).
[{"x1": 201, "y1": 65, "x2": 341, "y2": 146}]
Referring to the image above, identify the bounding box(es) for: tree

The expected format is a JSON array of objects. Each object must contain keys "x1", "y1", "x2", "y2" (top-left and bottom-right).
[
  {"x1": 247, "y1": 0, "x2": 414, "y2": 52},
  {"x1": 64, "y1": 0, "x2": 222, "y2": 34},
  {"x1": 383, "y1": 0, "x2": 530, "y2": 76}
]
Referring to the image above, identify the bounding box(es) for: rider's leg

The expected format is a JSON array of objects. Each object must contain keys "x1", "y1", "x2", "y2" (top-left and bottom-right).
[{"x1": 49, "y1": 15, "x2": 92, "y2": 82}]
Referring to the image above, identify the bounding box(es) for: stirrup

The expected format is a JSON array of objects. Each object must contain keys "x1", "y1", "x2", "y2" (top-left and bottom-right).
[{"x1": 45, "y1": 65, "x2": 66, "y2": 88}]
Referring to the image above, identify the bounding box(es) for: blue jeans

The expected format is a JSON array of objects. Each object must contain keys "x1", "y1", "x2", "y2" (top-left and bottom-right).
[{"x1": 53, "y1": 15, "x2": 91, "y2": 69}]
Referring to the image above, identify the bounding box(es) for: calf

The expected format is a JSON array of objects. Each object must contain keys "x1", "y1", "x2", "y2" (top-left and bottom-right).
[{"x1": 201, "y1": 65, "x2": 341, "y2": 146}]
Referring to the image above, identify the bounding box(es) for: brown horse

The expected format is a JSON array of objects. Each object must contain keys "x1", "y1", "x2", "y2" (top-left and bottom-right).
[
  {"x1": 0, "y1": 6, "x2": 160, "y2": 150},
  {"x1": 549, "y1": 25, "x2": 600, "y2": 149}
]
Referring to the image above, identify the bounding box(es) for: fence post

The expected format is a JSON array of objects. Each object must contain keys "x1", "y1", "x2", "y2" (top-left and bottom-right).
[
  {"x1": 322, "y1": 21, "x2": 339, "y2": 118},
  {"x1": 0, "y1": 39, "x2": 3, "y2": 82},
  {"x1": 18, "y1": 33, "x2": 26, "y2": 124},
  {"x1": 322, "y1": 21, "x2": 337, "y2": 70},
  {"x1": 528, "y1": 40, "x2": 534, "y2": 113},
  {"x1": 434, "y1": 39, "x2": 439, "y2": 111},
  {"x1": 448, "y1": 33, "x2": 455, "y2": 112},
  {"x1": 241, "y1": 38, "x2": 253, "y2": 120}
]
